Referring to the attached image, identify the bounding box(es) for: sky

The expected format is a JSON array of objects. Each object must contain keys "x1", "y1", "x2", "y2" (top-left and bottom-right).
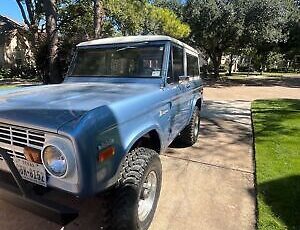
[{"x1": 0, "y1": 0, "x2": 24, "y2": 24}]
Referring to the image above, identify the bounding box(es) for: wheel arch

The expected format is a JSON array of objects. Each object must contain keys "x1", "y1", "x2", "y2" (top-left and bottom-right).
[
  {"x1": 127, "y1": 128, "x2": 162, "y2": 154},
  {"x1": 187, "y1": 96, "x2": 202, "y2": 123},
  {"x1": 195, "y1": 97, "x2": 202, "y2": 109},
  {"x1": 113, "y1": 128, "x2": 162, "y2": 185}
]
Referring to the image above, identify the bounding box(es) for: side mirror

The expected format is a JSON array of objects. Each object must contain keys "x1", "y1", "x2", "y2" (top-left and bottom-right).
[{"x1": 179, "y1": 75, "x2": 189, "y2": 81}]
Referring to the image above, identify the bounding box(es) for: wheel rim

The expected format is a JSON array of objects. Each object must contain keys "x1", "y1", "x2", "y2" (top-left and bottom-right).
[
  {"x1": 194, "y1": 114, "x2": 200, "y2": 137},
  {"x1": 138, "y1": 171, "x2": 157, "y2": 222}
]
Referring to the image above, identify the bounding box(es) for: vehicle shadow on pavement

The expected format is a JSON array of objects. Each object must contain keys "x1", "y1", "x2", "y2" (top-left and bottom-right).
[
  {"x1": 0, "y1": 186, "x2": 111, "y2": 230},
  {"x1": 176, "y1": 100, "x2": 251, "y2": 140},
  {"x1": 0, "y1": 172, "x2": 119, "y2": 230},
  {"x1": 50, "y1": 192, "x2": 108, "y2": 230},
  {"x1": 170, "y1": 116, "x2": 251, "y2": 148},
  {"x1": 165, "y1": 100, "x2": 253, "y2": 174},
  {"x1": 254, "y1": 175, "x2": 300, "y2": 229}
]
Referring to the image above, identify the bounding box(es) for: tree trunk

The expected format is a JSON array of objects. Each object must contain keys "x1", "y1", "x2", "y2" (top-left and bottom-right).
[
  {"x1": 228, "y1": 53, "x2": 234, "y2": 76},
  {"x1": 93, "y1": 0, "x2": 105, "y2": 39},
  {"x1": 286, "y1": 60, "x2": 289, "y2": 72},
  {"x1": 43, "y1": 0, "x2": 61, "y2": 83},
  {"x1": 16, "y1": 0, "x2": 48, "y2": 80},
  {"x1": 211, "y1": 53, "x2": 222, "y2": 78},
  {"x1": 15, "y1": 0, "x2": 39, "y2": 62},
  {"x1": 247, "y1": 57, "x2": 252, "y2": 77}
]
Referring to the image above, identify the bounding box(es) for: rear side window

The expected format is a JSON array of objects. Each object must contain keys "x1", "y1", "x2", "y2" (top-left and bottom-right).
[
  {"x1": 167, "y1": 44, "x2": 184, "y2": 84},
  {"x1": 173, "y1": 45, "x2": 184, "y2": 81},
  {"x1": 187, "y1": 54, "x2": 200, "y2": 77}
]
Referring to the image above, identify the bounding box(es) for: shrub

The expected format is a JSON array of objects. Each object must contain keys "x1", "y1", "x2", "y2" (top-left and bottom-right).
[
  {"x1": 0, "y1": 66, "x2": 39, "y2": 81},
  {"x1": 0, "y1": 68, "x2": 11, "y2": 79}
]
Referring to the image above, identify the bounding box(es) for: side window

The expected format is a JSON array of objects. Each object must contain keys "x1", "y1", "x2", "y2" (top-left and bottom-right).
[
  {"x1": 173, "y1": 45, "x2": 184, "y2": 81},
  {"x1": 187, "y1": 54, "x2": 200, "y2": 77},
  {"x1": 167, "y1": 54, "x2": 173, "y2": 84},
  {"x1": 167, "y1": 44, "x2": 184, "y2": 84}
]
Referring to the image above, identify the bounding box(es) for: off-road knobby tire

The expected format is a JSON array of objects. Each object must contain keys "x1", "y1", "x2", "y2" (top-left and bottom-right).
[
  {"x1": 105, "y1": 147, "x2": 162, "y2": 230},
  {"x1": 179, "y1": 106, "x2": 200, "y2": 146}
]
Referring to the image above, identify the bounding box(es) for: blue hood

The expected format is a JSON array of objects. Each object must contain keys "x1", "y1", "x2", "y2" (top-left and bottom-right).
[{"x1": 0, "y1": 82, "x2": 158, "y2": 132}]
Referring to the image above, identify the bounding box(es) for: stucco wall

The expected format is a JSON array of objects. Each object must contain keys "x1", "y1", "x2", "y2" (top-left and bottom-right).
[
  {"x1": 0, "y1": 45, "x2": 4, "y2": 66},
  {"x1": 1, "y1": 29, "x2": 34, "y2": 68}
]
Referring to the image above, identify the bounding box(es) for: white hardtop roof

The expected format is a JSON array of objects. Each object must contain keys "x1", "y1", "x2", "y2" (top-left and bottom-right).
[{"x1": 77, "y1": 35, "x2": 198, "y2": 54}]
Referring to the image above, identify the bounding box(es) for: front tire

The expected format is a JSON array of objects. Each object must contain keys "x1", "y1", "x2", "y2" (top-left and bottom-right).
[{"x1": 107, "y1": 147, "x2": 162, "y2": 230}]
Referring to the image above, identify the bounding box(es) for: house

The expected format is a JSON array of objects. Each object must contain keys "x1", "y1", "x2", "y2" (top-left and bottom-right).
[
  {"x1": 0, "y1": 15, "x2": 34, "y2": 68},
  {"x1": 221, "y1": 55, "x2": 239, "y2": 72}
]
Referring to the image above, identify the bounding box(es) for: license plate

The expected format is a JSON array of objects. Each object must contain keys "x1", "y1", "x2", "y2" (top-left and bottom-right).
[{"x1": 13, "y1": 158, "x2": 47, "y2": 187}]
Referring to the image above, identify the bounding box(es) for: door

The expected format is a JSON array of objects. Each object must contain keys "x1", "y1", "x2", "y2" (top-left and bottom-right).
[
  {"x1": 167, "y1": 44, "x2": 192, "y2": 141},
  {"x1": 185, "y1": 52, "x2": 201, "y2": 117}
]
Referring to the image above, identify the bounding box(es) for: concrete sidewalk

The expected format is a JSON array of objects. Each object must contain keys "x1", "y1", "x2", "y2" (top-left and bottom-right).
[{"x1": 149, "y1": 100, "x2": 256, "y2": 230}]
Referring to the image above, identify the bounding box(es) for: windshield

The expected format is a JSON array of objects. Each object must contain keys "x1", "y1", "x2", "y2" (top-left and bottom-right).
[{"x1": 69, "y1": 43, "x2": 165, "y2": 78}]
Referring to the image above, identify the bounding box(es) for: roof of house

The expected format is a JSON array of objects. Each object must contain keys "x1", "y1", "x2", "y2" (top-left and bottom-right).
[
  {"x1": 0, "y1": 15, "x2": 23, "y2": 32},
  {"x1": 0, "y1": 15, "x2": 24, "y2": 45},
  {"x1": 77, "y1": 35, "x2": 198, "y2": 54}
]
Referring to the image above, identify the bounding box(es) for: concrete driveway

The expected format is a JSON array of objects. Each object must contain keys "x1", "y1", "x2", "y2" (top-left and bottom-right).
[
  {"x1": 0, "y1": 79, "x2": 299, "y2": 230},
  {"x1": 150, "y1": 80, "x2": 300, "y2": 230},
  {"x1": 150, "y1": 100, "x2": 255, "y2": 230},
  {"x1": 150, "y1": 79, "x2": 300, "y2": 230}
]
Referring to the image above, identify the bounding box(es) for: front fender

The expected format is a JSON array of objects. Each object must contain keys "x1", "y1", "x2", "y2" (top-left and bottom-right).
[
  {"x1": 58, "y1": 105, "x2": 167, "y2": 195},
  {"x1": 115, "y1": 115, "x2": 163, "y2": 166},
  {"x1": 89, "y1": 115, "x2": 164, "y2": 193}
]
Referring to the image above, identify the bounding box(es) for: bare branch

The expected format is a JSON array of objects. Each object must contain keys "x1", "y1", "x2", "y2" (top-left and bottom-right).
[
  {"x1": 16, "y1": 0, "x2": 30, "y2": 27},
  {"x1": 25, "y1": 0, "x2": 34, "y2": 23}
]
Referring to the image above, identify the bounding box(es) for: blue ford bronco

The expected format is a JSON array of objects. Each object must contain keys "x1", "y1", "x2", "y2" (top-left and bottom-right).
[{"x1": 0, "y1": 35, "x2": 203, "y2": 229}]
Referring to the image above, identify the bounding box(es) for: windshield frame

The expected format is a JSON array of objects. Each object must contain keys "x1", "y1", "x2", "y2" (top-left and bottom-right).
[{"x1": 67, "y1": 41, "x2": 168, "y2": 79}]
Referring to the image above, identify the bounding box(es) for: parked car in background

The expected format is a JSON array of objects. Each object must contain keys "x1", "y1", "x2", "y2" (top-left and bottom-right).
[{"x1": 0, "y1": 35, "x2": 203, "y2": 230}]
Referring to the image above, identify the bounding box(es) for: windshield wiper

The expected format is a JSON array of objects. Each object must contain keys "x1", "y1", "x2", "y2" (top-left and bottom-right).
[
  {"x1": 116, "y1": 46, "x2": 137, "y2": 52},
  {"x1": 116, "y1": 42, "x2": 149, "y2": 52}
]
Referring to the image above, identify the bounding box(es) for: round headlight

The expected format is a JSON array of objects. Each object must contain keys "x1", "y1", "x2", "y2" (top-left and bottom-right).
[{"x1": 42, "y1": 145, "x2": 68, "y2": 178}]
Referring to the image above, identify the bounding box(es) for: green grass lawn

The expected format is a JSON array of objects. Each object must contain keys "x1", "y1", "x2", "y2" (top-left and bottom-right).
[
  {"x1": 223, "y1": 72, "x2": 300, "y2": 79},
  {"x1": 252, "y1": 99, "x2": 300, "y2": 230},
  {"x1": 0, "y1": 85, "x2": 15, "y2": 89}
]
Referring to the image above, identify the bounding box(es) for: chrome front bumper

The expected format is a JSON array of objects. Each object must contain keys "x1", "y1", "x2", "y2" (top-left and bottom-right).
[{"x1": 0, "y1": 147, "x2": 78, "y2": 225}]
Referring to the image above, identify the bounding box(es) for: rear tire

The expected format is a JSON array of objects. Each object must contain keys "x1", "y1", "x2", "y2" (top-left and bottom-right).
[
  {"x1": 178, "y1": 106, "x2": 200, "y2": 146},
  {"x1": 106, "y1": 147, "x2": 162, "y2": 230}
]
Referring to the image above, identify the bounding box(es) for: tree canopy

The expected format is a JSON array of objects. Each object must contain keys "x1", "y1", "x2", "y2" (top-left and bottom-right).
[
  {"x1": 14, "y1": 0, "x2": 300, "y2": 81},
  {"x1": 16, "y1": 0, "x2": 191, "y2": 82},
  {"x1": 184, "y1": 0, "x2": 299, "y2": 76},
  {"x1": 185, "y1": 0, "x2": 244, "y2": 76}
]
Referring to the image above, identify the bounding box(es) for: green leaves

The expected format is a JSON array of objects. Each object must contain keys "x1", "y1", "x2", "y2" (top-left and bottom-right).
[
  {"x1": 46, "y1": 0, "x2": 191, "y2": 78},
  {"x1": 59, "y1": 0, "x2": 94, "y2": 42},
  {"x1": 105, "y1": 0, "x2": 190, "y2": 38},
  {"x1": 184, "y1": 0, "x2": 299, "y2": 76},
  {"x1": 144, "y1": 5, "x2": 190, "y2": 38},
  {"x1": 185, "y1": 0, "x2": 244, "y2": 76},
  {"x1": 242, "y1": 0, "x2": 293, "y2": 45},
  {"x1": 105, "y1": 0, "x2": 147, "y2": 36},
  {"x1": 185, "y1": 0, "x2": 243, "y2": 49}
]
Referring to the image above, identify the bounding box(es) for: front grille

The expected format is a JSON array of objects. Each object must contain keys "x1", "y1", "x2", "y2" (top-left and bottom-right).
[{"x1": 0, "y1": 123, "x2": 45, "y2": 165}]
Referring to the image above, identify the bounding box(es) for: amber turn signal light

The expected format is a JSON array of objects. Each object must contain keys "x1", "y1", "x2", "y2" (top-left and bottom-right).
[
  {"x1": 98, "y1": 146, "x2": 115, "y2": 162},
  {"x1": 24, "y1": 147, "x2": 42, "y2": 164}
]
